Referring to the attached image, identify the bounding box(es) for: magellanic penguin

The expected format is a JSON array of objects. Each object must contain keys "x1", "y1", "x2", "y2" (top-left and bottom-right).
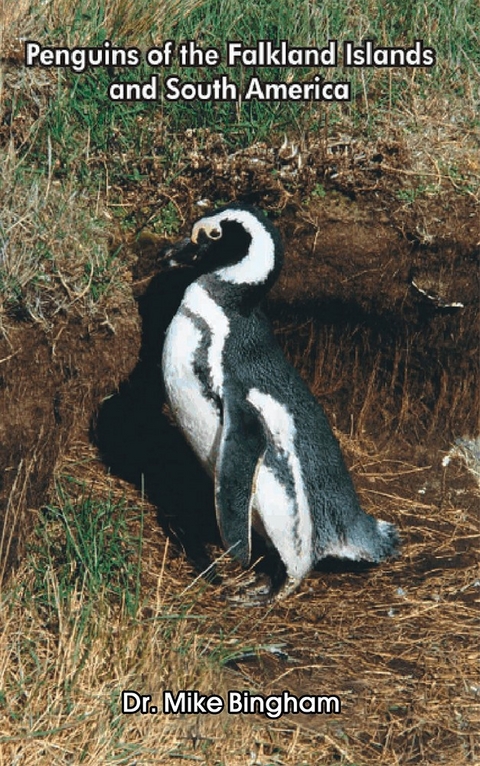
[{"x1": 162, "y1": 204, "x2": 400, "y2": 601}]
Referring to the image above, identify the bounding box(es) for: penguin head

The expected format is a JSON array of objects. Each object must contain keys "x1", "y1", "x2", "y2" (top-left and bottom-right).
[{"x1": 163, "y1": 204, "x2": 284, "y2": 291}]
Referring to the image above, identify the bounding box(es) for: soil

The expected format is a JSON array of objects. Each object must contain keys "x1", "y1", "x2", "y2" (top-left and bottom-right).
[{"x1": 0, "y1": 306, "x2": 141, "y2": 577}]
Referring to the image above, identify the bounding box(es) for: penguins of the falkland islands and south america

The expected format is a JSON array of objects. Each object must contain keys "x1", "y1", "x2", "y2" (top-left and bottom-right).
[{"x1": 161, "y1": 204, "x2": 400, "y2": 602}]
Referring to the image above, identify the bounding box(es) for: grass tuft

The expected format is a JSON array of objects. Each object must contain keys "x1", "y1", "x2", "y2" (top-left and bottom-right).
[
  {"x1": 0, "y1": 471, "x2": 288, "y2": 764},
  {"x1": 30, "y1": 478, "x2": 144, "y2": 620}
]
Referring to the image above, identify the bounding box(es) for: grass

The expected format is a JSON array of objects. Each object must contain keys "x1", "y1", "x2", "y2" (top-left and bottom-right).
[
  {"x1": 30, "y1": 478, "x2": 144, "y2": 618},
  {"x1": 1, "y1": 0, "x2": 479, "y2": 315},
  {"x1": 1, "y1": 445, "x2": 478, "y2": 764},
  {"x1": 0, "y1": 156, "x2": 128, "y2": 326},
  {"x1": 4, "y1": 0, "x2": 480, "y2": 157},
  {"x1": 0, "y1": 470, "x2": 318, "y2": 765},
  {"x1": 1, "y1": 477, "x2": 188, "y2": 758}
]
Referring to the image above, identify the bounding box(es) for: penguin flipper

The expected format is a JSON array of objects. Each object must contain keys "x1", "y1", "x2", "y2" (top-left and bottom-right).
[{"x1": 214, "y1": 397, "x2": 266, "y2": 567}]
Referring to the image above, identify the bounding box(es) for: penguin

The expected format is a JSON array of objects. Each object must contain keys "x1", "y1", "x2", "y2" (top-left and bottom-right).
[{"x1": 161, "y1": 203, "x2": 399, "y2": 601}]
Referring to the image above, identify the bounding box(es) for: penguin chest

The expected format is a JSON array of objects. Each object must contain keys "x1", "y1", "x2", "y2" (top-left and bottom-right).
[{"x1": 162, "y1": 284, "x2": 230, "y2": 472}]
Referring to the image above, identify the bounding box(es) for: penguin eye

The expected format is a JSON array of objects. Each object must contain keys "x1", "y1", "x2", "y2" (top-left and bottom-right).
[{"x1": 208, "y1": 227, "x2": 222, "y2": 240}]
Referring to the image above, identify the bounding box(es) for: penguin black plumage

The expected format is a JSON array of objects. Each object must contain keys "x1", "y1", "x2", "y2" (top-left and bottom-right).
[{"x1": 162, "y1": 204, "x2": 399, "y2": 600}]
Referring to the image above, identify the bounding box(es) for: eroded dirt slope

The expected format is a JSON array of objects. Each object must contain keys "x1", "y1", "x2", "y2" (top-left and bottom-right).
[{"x1": 0, "y1": 308, "x2": 141, "y2": 577}]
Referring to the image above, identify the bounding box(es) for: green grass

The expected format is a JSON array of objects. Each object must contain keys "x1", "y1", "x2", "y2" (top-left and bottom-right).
[
  {"x1": 28, "y1": 478, "x2": 144, "y2": 619},
  {"x1": 6, "y1": 0, "x2": 480, "y2": 170},
  {"x1": 1, "y1": 0, "x2": 478, "y2": 317}
]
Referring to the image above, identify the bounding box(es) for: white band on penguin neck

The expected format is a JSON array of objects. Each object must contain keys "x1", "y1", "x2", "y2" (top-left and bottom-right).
[{"x1": 196, "y1": 209, "x2": 276, "y2": 286}]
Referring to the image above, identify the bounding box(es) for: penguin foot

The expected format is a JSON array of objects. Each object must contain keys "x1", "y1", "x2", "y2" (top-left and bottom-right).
[
  {"x1": 273, "y1": 576, "x2": 303, "y2": 602},
  {"x1": 224, "y1": 573, "x2": 304, "y2": 606},
  {"x1": 224, "y1": 572, "x2": 274, "y2": 607}
]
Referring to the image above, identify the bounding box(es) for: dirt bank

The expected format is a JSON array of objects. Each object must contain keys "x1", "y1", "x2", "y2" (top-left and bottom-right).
[{"x1": 0, "y1": 307, "x2": 141, "y2": 579}]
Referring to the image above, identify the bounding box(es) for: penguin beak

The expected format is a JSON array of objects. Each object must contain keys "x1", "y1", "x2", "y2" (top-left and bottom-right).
[
  {"x1": 159, "y1": 236, "x2": 202, "y2": 270},
  {"x1": 159, "y1": 225, "x2": 219, "y2": 271}
]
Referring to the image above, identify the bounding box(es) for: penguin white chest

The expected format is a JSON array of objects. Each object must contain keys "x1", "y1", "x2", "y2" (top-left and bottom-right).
[{"x1": 162, "y1": 283, "x2": 230, "y2": 472}]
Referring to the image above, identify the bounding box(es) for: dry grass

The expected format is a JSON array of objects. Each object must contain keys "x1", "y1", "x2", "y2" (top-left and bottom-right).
[
  {"x1": 1, "y1": 0, "x2": 203, "y2": 48},
  {"x1": 1, "y1": 436, "x2": 478, "y2": 765},
  {"x1": 0, "y1": 139, "x2": 130, "y2": 332},
  {"x1": 275, "y1": 315, "x2": 479, "y2": 453},
  {"x1": 0, "y1": 457, "x2": 331, "y2": 765}
]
